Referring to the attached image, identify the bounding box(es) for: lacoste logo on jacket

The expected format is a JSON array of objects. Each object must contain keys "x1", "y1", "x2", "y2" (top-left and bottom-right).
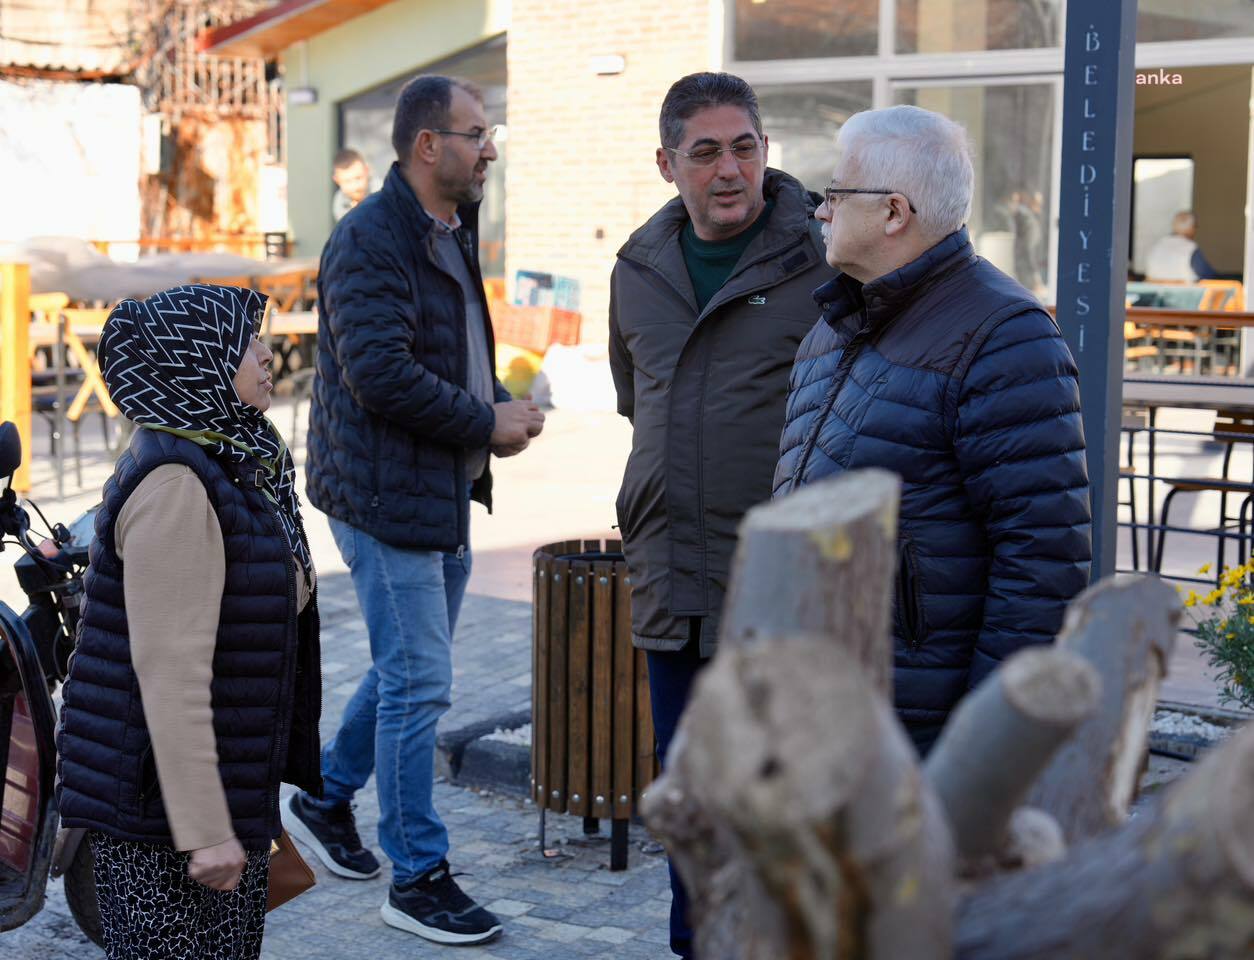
[{"x1": 748, "y1": 295, "x2": 767, "y2": 305}]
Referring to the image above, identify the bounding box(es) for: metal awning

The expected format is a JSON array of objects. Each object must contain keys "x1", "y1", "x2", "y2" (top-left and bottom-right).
[{"x1": 196, "y1": 0, "x2": 396, "y2": 58}]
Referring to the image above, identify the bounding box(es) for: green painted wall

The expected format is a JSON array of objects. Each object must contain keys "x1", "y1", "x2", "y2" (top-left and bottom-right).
[{"x1": 281, "y1": 0, "x2": 509, "y2": 256}]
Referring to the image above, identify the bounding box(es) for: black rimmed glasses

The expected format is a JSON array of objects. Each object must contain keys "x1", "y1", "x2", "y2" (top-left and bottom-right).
[
  {"x1": 666, "y1": 140, "x2": 762, "y2": 166},
  {"x1": 430, "y1": 125, "x2": 499, "y2": 150},
  {"x1": 824, "y1": 185, "x2": 918, "y2": 214}
]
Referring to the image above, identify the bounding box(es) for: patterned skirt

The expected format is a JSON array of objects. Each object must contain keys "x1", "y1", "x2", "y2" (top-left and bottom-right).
[{"x1": 88, "y1": 832, "x2": 270, "y2": 960}]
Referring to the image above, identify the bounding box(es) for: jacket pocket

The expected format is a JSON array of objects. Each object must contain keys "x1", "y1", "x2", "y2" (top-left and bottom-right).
[
  {"x1": 368, "y1": 422, "x2": 384, "y2": 510},
  {"x1": 615, "y1": 484, "x2": 630, "y2": 538},
  {"x1": 136, "y1": 742, "x2": 162, "y2": 814},
  {"x1": 897, "y1": 537, "x2": 928, "y2": 650}
]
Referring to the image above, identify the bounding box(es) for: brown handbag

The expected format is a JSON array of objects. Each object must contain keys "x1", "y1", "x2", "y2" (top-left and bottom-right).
[{"x1": 267, "y1": 829, "x2": 316, "y2": 911}]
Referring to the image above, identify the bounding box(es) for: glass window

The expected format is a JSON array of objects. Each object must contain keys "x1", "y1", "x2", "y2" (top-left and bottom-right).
[
  {"x1": 756, "y1": 82, "x2": 875, "y2": 195},
  {"x1": 1137, "y1": 1, "x2": 1254, "y2": 42},
  {"x1": 895, "y1": 82, "x2": 1056, "y2": 297},
  {"x1": 733, "y1": 0, "x2": 878, "y2": 61},
  {"x1": 338, "y1": 36, "x2": 507, "y2": 277},
  {"x1": 896, "y1": 0, "x2": 1060, "y2": 53}
]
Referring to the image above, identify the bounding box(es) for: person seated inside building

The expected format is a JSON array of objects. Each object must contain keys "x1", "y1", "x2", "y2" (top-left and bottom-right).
[
  {"x1": 332, "y1": 148, "x2": 373, "y2": 222},
  {"x1": 1146, "y1": 210, "x2": 1219, "y2": 282}
]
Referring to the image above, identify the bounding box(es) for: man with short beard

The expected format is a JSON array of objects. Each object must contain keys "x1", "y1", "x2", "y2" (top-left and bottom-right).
[
  {"x1": 289, "y1": 74, "x2": 544, "y2": 946},
  {"x1": 609, "y1": 71, "x2": 832, "y2": 959}
]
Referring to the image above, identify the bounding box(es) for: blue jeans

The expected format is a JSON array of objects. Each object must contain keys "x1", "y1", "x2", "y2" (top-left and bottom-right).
[
  {"x1": 311, "y1": 517, "x2": 471, "y2": 885},
  {"x1": 647, "y1": 628, "x2": 708, "y2": 960}
]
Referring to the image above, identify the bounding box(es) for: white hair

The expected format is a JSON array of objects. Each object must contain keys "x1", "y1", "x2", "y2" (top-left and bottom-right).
[{"x1": 837, "y1": 105, "x2": 974, "y2": 238}]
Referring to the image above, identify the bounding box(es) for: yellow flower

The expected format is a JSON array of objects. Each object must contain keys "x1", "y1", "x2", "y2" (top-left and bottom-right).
[
  {"x1": 1239, "y1": 597, "x2": 1254, "y2": 606},
  {"x1": 1184, "y1": 591, "x2": 1201, "y2": 608},
  {"x1": 1204, "y1": 589, "x2": 1224, "y2": 606},
  {"x1": 1199, "y1": 563, "x2": 1213, "y2": 574}
]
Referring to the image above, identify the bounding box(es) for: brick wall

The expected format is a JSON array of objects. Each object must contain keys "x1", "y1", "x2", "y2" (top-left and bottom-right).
[{"x1": 506, "y1": 0, "x2": 717, "y2": 342}]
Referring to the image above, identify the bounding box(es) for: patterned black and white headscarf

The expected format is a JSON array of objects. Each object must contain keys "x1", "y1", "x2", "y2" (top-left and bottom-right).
[{"x1": 99, "y1": 284, "x2": 312, "y2": 579}]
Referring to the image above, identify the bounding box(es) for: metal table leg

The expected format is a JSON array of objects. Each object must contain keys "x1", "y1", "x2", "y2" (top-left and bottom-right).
[
  {"x1": 54, "y1": 316, "x2": 65, "y2": 500},
  {"x1": 1146, "y1": 407, "x2": 1158, "y2": 567}
]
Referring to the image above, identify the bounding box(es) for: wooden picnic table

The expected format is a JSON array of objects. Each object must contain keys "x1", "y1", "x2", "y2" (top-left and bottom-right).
[
  {"x1": 265, "y1": 310, "x2": 317, "y2": 337},
  {"x1": 1123, "y1": 373, "x2": 1254, "y2": 413},
  {"x1": 29, "y1": 310, "x2": 118, "y2": 420},
  {"x1": 28, "y1": 308, "x2": 118, "y2": 498}
]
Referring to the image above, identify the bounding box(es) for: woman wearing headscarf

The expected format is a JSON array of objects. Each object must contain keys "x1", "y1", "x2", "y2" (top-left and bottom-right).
[{"x1": 55, "y1": 284, "x2": 322, "y2": 959}]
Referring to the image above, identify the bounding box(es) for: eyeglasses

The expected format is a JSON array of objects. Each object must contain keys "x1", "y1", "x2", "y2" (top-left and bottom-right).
[
  {"x1": 666, "y1": 140, "x2": 762, "y2": 166},
  {"x1": 824, "y1": 186, "x2": 918, "y2": 214},
  {"x1": 430, "y1": 125, "x2": 499, "y2": 150}
]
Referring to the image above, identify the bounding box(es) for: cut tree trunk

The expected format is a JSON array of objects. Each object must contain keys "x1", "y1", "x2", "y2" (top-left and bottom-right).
[
  {"x1": 644, "y1": 641, "x2": 955, "y2": 960},
  {"x1": 956, "y1": 722, "x2": 1254, "y2": 959},
  {"x1": 718, "y1": 469, "x2": 900, "y2": 690},
  {"x1": 1026, "y1": 576, "x2": 1181, "y2": 842},
  {"x1": 644, "y1": 470, "x2": 955, "y2": 959},
  {"x1": 925, "y1": 646, "x2": 1099, "y2": 869}
]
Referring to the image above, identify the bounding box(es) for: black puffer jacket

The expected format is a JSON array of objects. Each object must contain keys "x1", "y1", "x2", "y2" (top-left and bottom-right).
[
  {"x1": 610, "y1": 169, "x2": 833, "y2": 656},
  {"x1": 774, "y1": 228, "x2": 1092, "y2": 725},
  {"x1": 307, "y1": 163, "x2": 511, "y2": 551},
  {"x1": 57, "y1": 429, "x2": 322, "y2": 849}
]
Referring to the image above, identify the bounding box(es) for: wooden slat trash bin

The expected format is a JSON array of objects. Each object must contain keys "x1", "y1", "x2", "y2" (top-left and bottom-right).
[{"x1": 532, "y1": 537, "x2": 658, "y2": 870}]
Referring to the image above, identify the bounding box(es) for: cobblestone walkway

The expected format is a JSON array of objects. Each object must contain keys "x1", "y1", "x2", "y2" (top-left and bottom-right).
[{"x1": 7, "y1": 573, "x2": 673, "y2": 959}]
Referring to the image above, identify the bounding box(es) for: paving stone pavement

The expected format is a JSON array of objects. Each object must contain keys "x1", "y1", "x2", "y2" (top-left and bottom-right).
[{"x1": 5, "y1": 569, "x2": 675, "y2": 959}]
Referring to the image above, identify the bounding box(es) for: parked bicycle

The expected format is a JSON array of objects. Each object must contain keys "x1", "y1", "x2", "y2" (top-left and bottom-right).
[{"x1": 0, "y1": 420, "x2": 102, "y2": 945}]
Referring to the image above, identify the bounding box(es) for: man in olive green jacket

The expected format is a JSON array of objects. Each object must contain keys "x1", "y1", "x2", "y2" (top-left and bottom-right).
[{"x1": 608, "y1": 71, "x2": 832, "y2": 959}]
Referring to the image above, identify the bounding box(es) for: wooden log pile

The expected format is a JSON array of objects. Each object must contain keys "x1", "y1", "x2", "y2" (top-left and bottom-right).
[{"x1": 643, "y1": 469, "x2": 1253, "y2": 959}]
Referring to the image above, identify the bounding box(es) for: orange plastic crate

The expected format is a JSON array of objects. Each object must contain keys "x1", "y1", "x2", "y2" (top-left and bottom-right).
[{"x1": 491, "y1": 304, "x2": 582, "y2": 354}]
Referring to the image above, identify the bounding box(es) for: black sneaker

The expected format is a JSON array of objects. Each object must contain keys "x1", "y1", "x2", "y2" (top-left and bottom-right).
[
  {"x1": 282, "y1": 792, "x2": 381, "y2": 880},
  {"x1": 380, "y1": 861, "x2": 502, "y2": 945}
]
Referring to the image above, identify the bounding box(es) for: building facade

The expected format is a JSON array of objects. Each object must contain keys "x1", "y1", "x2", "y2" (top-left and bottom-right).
[{"x1": 205, "y1": 0, "x2": 1254, "y2": 341}]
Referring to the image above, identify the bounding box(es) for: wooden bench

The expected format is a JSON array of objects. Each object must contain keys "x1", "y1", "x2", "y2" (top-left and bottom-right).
[{"x1": 531, "y1": 537, "x2": 657, "y2": 870}]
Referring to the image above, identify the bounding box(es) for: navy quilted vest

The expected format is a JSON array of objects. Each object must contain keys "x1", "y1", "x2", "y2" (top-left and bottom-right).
[{"x1": 55, "y1": 429, "x2": 322, "y2": 849}]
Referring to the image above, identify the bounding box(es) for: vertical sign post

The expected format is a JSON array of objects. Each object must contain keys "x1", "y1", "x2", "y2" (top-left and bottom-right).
[{"x1": 1054, "y1": 0, "x2": 1138, "y2": 580}]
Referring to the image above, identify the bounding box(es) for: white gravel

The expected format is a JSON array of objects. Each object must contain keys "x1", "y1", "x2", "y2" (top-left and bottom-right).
[
  {"x1": 482, "y1": 722, "x2": 532, "y2": 746},
  {"x1": 481, "y1": 714, "x2": 1236, "y2": 749},
  {"x1": 1152, "y1": 709, "x2": 1234, "y2": 743}
]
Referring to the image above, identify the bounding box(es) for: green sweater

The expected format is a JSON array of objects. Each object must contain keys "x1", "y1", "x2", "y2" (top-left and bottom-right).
[{"x1": 680, "y1": 200, "x2": 776, "y2": 312}]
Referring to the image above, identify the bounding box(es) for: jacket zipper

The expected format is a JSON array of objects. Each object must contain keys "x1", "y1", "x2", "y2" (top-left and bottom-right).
[
  {"x1": 369, "y1": 427, "x2": 382, "y2": 509},
  {"x1": 257, "y1": 477, "x2": 300, "y2": 835},
  {"x1": 428, "y1": 230, "x2": 471, "y2": 556},
  {"x1": 294, "y1": 512, "x2": 322, "y2": 792},
  {"x1": 899, "y1": 536, "x2": 926, "y2": 651},
  {"x1": 791, "y1": 320, "x2": 871, "y2": 489},
  {"x1": 695, "y1": 235, "x2": 813, "y2": 320}
]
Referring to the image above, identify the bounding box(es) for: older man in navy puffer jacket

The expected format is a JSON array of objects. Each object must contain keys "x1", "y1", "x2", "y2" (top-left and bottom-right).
[{"x1": 774, "y1": 105, "x2": 1092, "y2": 755}]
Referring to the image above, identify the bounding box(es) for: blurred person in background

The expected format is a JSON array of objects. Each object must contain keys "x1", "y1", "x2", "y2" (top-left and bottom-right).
[
  {"x1": 1146, "y1": 210, "x2": 1219, "y2": 282},
  {"x1": 332, "y1": 148, "x2": 373, "y2": 222}
]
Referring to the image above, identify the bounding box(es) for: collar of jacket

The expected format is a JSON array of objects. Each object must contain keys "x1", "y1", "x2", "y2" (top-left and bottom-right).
[
  {"x1": 382, "y1": 161, "x2": 482, "y2": 242},
  {"x1": 616, "y1": 167, "x2": 819, "y2": 273},
  {"x1": 813, "y1": 227, "x2": 976, "y2": 336}
]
